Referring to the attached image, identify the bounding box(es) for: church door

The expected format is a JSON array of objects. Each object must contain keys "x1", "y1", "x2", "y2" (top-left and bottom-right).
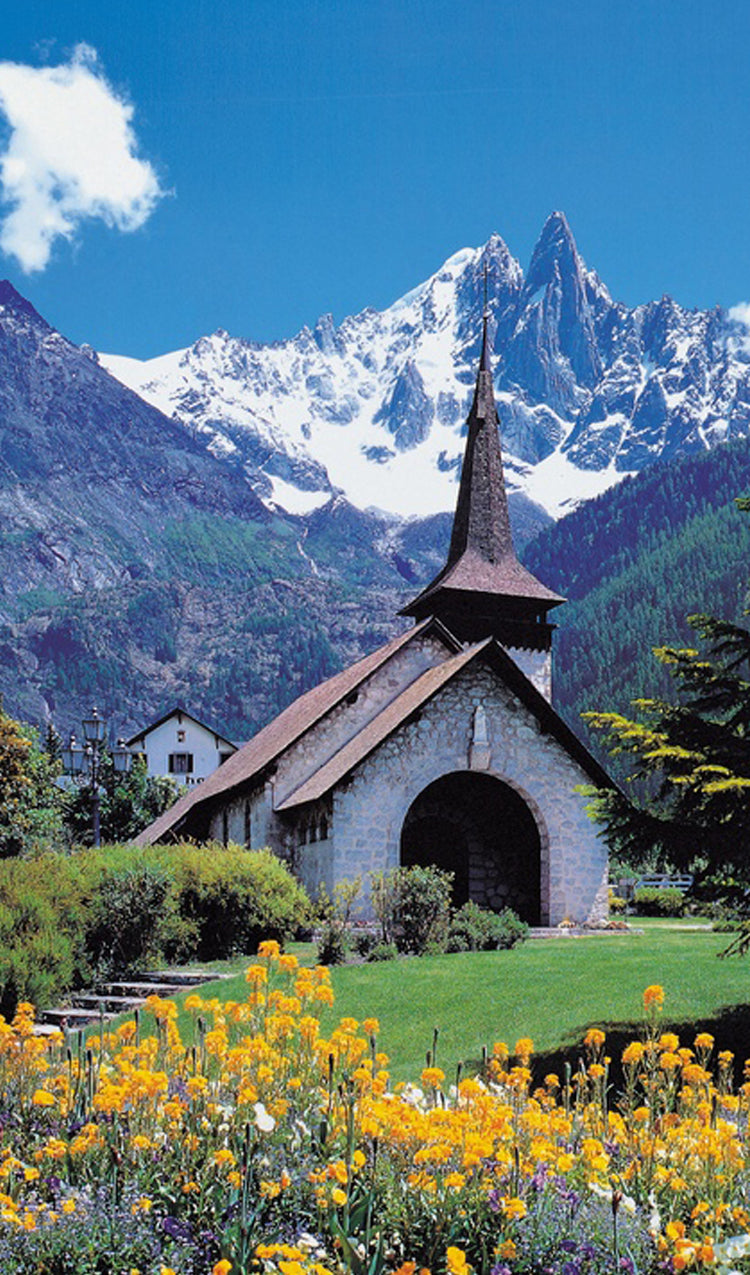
[{"x1": 399, "y1": 771, "x2": 541, "y2": 923}]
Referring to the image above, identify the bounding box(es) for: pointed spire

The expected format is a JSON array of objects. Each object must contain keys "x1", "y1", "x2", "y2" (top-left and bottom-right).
[{"x1": 400, "y1": 299, "x2": 563, "y2": 648}]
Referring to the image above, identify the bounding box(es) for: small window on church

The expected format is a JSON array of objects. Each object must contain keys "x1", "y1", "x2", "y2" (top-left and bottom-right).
[
  {"x1": 309, "y1": 822, "x2": 318, "y2": 843},
  {"x1": 177, "y1": 729, "x2": 186, "y2": 743}
]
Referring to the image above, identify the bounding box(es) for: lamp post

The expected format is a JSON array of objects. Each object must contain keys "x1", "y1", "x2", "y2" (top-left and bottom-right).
[{"x1": 62, "y1": 707, "x2": 131, "y2": 848}]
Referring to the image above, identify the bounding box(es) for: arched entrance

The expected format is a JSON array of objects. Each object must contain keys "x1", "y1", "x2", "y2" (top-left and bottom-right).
[{"x1": 400, "y1": 771, "x2": 542, "y2": 923}]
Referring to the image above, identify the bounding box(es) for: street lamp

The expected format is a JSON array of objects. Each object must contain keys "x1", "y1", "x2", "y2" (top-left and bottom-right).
[{"x1": 61, "y1": 707, "x2": 131, "y2": 848}]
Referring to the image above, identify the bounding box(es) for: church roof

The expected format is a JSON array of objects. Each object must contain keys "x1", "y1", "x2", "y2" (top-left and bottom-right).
[
  {"x1": 276, "y1": 636, "x2": 611, "y2": 809},
  {"x1": 136, "y1": 617, "x2": 461, "y2": 844},
  {"x1": 401, "y1": 314, "x2": 563, "y2": 616}
]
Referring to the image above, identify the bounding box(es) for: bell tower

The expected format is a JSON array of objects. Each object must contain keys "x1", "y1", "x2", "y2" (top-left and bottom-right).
[{"x1": 400, "y1": 307, "x2": 563, "y2": 699}]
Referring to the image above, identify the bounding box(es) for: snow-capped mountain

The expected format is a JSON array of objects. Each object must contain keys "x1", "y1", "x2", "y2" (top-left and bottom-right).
[{"x1": 102, "y1": 211, "x2": 750, "y2": 521}]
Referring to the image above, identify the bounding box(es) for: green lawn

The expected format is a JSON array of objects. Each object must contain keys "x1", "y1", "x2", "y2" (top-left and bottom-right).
[{"x1": 160, "y1": 925, "x2": 750, "y2": 1084}]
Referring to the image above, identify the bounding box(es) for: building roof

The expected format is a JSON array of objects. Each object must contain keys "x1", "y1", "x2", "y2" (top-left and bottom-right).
[
  {"x1": 276, "y1": 636, "x2": 611, "y2": 809},
  {"x1": 136, "y1": 617, "x2": 461, "y2": 844},
  {"x1": 126, "y1": 706, "x2": 236, "y2": 750},
  {"x1": 401, "y1": 314, "x2": 563, "y2": 618}
]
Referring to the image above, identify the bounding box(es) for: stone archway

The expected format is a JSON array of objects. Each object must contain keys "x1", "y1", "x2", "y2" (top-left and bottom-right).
[{"x1": 399, "y1": 771, "x2": 542, "y2": 923}]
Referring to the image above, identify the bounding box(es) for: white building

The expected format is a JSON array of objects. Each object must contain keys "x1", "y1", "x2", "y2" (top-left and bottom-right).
[{"x1": 126, "y1": 707, "x2": 236, "y2": 787}]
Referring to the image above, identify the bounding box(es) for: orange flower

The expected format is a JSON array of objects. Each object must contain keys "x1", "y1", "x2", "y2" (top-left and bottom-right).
[{"x1": 643, "y1": 984, "x2": 665, "y2": 1011}]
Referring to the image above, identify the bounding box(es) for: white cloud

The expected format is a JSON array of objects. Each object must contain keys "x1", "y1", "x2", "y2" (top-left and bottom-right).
[{"x1": 0, "y1": 44, "x2": 165, "y2": 272}]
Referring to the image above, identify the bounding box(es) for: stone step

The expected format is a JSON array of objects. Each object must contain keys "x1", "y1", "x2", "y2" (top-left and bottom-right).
[
  {"x1": 139, "y1": 970, "x2": 222, "y2": 985},
  {"x1": 72, "y1": 993, "x2": 145, "y2": 1012},
  {"x1": 36, "y1": 968, "x2": 229, "y2": 1034},
  {"x1": 40, "y1": 1007, "x2": 107, "y2": 1028},
  {"x1": 101, "y1": 981, "x2": 184, "y2": 997}
]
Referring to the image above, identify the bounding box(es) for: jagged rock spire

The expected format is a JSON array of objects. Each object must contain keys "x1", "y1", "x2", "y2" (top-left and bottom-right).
[{"x1": 400, "y1": 309, "x2": 563, "y2": 650}]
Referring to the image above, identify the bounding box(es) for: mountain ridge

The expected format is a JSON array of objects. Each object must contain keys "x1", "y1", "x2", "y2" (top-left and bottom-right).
[{"x1": 100, "y1": 211, "x2": 750, "y2": 525}]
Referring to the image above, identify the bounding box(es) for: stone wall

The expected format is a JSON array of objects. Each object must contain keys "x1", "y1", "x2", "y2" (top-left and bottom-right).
[{"x1": 328, "y1": 662, "x2": 608, "y2": 926}]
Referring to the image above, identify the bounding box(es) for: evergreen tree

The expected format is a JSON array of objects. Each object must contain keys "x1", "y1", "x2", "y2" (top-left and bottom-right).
[{"x1": 584, "y1": 499, "x2": 750, "y2": 904}]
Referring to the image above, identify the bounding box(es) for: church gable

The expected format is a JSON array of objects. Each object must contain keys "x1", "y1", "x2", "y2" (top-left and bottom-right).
[{"x1": 319, "y1": 654, "x2": 608, "y2": 926}]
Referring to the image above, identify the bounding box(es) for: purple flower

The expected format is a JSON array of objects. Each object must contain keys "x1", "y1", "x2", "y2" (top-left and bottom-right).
[{"x1": 162, "y1": 1215, "x2": 192, "y2": 1242}]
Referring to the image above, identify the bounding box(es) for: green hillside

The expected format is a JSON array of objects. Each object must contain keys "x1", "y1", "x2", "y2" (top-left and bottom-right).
[{"x1": 521, "y1": 438, "x2": 750, "y2": 774}]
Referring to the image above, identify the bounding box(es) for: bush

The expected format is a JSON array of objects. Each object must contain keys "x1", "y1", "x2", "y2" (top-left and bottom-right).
[
  {"x1": 370, "y1": 865, "x2": 453, "y2": 955},
  {"x1": 447, "y1": 901, "x2": 528, "y2": 952},
  {"x1": 0, "y1": 842, "x2": 311, "y2": 1014},
  {"x1": 608, "y1": 889, "x2": 627, "y2": 914},
  {"x1": 84, "y1": 861, "x2": 173, "y2": 980},
  {"x1": 315, "y1": 921, "x2": 349, "y2": 966},
  {"x1": 633, "y1": 886, "x2": 686, "y2": 917},
  {"x1": 367, "y1": 940, "x2": 398, "y2": 962},
  {"x1": 163, "y1": 844, "x2": 311, "y2": 960}
]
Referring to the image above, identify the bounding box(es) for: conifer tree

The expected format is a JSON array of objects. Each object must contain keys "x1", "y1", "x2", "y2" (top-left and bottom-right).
[{"x1": 584, "y1": 499, "x2": 750, "y2": 905}]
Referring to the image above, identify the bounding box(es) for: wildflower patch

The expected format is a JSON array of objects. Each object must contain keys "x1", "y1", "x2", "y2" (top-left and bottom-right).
[{"x1": 0, "y1": 958, "x2": 747, "y2": 1272}]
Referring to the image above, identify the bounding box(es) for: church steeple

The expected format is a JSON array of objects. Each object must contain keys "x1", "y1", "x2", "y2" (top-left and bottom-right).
[{"x1": 400, "y1": 306, "x2": 564, "y2": 653}]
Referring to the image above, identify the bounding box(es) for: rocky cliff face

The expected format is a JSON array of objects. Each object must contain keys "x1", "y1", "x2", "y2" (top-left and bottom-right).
[{"x1": 102, "y1": 212, "x2": 750, "y2": 522}]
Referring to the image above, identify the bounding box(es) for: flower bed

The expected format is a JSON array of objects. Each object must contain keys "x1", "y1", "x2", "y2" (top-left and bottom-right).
[{"x1": 0, "y1": 949, "x2": 748, "y2": 1273}]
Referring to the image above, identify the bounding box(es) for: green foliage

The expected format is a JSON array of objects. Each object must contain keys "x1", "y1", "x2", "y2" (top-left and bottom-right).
[
  {"x1": 584, "y1": 500, "x2": 750, "y2": 920},
  {"x1": 0, "y1": 711, "x2": 66, "y2": 857},
  {"x1": 84, "y1": 861, "x2": 173, "y2": 979},
  {"x1": 633, "y1": 886, "x2": 686, "y2": 917},
  {"x1": 163, "y1": 843, "x2": 311, "y2": 961},
  {"x1": 314, "y1": 877, "x2": 361, "y2": 966},
  {"x1": 370, "y1": 865, "x2": 453, "y2": 956},
  {"x1": 446, "y1": 901, "x2": 528, "y2": 952},
  {"x1": 0, "y1": 842, "x2": 310, "y2": 1013},
  {"x1": 64, "y1": 753, "x2": 180, "y2": 846},
  {"x1": 366, "y1": 940, "x2": 398, "y2": 962}
]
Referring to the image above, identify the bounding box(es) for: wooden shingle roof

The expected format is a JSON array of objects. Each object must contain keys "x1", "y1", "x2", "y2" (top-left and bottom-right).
[{"x1": 136, "y1": 617, "x2": 460, "y2": 844}]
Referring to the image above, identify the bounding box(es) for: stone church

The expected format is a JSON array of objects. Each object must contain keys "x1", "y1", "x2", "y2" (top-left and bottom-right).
[{"x1": 140, "y1": 317, "x2": 611, "y2": 926}]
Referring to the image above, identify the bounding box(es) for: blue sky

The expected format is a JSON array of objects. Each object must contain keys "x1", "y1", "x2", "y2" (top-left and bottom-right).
[{"x1": 1, "y1": 0, "x2": 749, "y2": 357}]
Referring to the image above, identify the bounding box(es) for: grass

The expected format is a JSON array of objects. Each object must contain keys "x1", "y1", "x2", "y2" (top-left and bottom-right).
[{"x1": 150, "y1": 924, "x2": 750, "y2": 1085}]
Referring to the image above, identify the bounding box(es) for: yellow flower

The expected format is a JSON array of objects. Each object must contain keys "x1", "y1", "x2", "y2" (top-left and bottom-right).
[
  {"x1": 514, "y1": 1037, "x2": 534, "y2": 1060},
  {"x1": 31, "y1": 1089, "x2": 55, "y2": 1107},
  {"x1": 643, "y1": 984, "x2": 665, "y2": 1011},
  {"x1": 213, "y1": 1262, "x2": 233, "y2": 1275},
  {"x1": 446, "y1": 1247, "x2": 470, "y2": 1275},
  {"x1": 421, "y1": 1066, "x2": 445, "y2": 1088},
  {"x1": 331, "y1": 1186, "x2": 347, "y2": 1207}
]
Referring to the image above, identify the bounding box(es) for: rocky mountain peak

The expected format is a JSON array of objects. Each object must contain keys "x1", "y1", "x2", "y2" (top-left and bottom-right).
[{"x1": 0, "y1": 280, "x2": 53, "y2": 331}]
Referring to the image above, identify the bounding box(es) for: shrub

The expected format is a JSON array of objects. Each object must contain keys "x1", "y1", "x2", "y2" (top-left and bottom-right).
[
  {"x1": 315, "y1": 921, "x2": 349, "y2": 966},
  {"x1": 393, "y1": 865, "x2": 453, "y2": 955},
  {"x1": 0, "y1": 842, "x2": 311, "y2": 1014},
  {"x1": 366, "y1": 940, "x2": 398, "y2": 962},
  {"x1": 608, "y1": 889, "x2": 627, "y2": 914},
  {"x1": 163, "y1": 844, "x2": 311, "y2": 960},
  {"x1": 351, "y1": 928, "x2": 379, "y2": 959},
  {"x1": 633, "y1": 886, "x2": 686, "y2": 916},
  {"x1": 84, "y1": 861, "x2": 172, "y2": 980},
  {"x1": 447, "y1": 900, "x2": 528, "y2": 952}
]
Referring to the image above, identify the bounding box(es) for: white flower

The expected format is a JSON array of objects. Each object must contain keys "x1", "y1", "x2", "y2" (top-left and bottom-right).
[
  {"x1": 253, "y1": 1101, "x2": 276, "y2": 1132},
  {"x1": 714, "y1": 1232, "x2": 750, "y2": 1273}
]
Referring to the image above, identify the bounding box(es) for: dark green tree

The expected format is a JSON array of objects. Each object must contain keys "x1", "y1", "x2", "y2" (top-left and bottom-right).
[{"x1": 584, "y1": 499, "x2": 750, "y2": 905}]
